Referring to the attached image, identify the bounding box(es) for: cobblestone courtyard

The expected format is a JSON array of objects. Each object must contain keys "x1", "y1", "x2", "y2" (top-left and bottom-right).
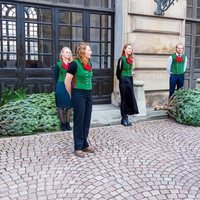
[{"x1": 0, "y1": 119, "x2": 200, "y2": 200}]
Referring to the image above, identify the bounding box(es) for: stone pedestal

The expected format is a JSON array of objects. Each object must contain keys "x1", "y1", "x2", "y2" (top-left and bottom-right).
[{"x1": 133, "y1": 80, "x2": 147, "y2": 116}]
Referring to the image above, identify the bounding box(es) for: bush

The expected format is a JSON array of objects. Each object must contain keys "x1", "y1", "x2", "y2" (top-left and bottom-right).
[
  {"x1": 0, "y1": 88, "x2": 28, "y2": 107},
  {"x1": 167, "y1": 89, "x2": 200, "y2": 126},
  {"x1": 0, "y1": 92, "x2": 60, "y2": 136}
]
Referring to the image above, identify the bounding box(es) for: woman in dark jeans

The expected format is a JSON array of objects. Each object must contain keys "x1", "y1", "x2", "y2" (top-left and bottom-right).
[
  {"x1": 65, "y1": 42, "x2": 95, "y2": 158},
  {"x1": 116, "y1": 44, "x2": 139, "y2": 126}
]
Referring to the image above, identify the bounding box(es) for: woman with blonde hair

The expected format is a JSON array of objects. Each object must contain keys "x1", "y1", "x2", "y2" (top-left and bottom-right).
[
  {"x1": 65, "y1": 42, "x2": 95, "y2": 158},
  {"x1": 54, "y1": 47, "x2": 73, "y2": 131},
  {"x1": 116, "y1": 43, "x2": 139, "y2": 126}
]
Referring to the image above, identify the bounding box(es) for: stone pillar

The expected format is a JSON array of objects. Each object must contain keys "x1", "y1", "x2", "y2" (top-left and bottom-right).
[
  {"x1": 133, "y1": 80, "x2": 147, "y2": 116},
  {"x1": 196, "y1": 78, "x2": 200, "y2": 89}
]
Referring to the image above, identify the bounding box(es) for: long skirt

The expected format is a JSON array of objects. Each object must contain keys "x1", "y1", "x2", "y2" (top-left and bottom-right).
[{"x1": 119, "y1": 76, "x2": 139, "y2": 117}]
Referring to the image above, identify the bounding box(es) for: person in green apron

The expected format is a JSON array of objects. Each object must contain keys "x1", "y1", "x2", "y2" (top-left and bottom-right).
[
  {"x1": 166, "y1": 43, "x2": 187, "y2": 98},
  {"x1": 54, "y1": 47, "x2": 73, "y2": 131},
  {"x1": 116, "y1": 44, "x2": 139, "y2": 126},
  {"x1": 65, "y1": 42, "x2": 95, "y2": 158}
]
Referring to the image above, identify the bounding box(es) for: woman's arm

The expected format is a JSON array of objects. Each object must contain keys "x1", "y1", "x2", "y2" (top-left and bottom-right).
[
  {"x1": 65, "y1": 73, "x2": 73, "y2": 96},
  {"x1": 116, "y1": 58, "x2": 122, "y2": 80}
]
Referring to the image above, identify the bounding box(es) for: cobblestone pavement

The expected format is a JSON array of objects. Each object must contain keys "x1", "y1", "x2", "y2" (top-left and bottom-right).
[{"x1": 0, "y1": 119, "x2": 200, "y2": 200}]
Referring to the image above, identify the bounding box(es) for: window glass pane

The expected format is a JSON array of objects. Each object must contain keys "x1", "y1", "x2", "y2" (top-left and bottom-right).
[
  {"x1": 196, "y1": 36, "x2": 200, "y2": 46},
  {"x1": 101, "y1": 29, "x2": 111, "y2": 41},
  {"x1": 86, "y1": 0, "x2": 113, "y2": 8},
  {"x1": 194, "y1": 59, "x2": 200, "y2": 66},
  {"x1": 198, "y1": 0, "x2": 200, "y2": 6},
  {"x1": 0, "y1": 57, "x2": 16, "y2": 68},
  {"x1": 101, "y1": 56, "x2": 111, "y2": 68},
  {"x1": 102, "y1": 0, "x2": 112, "y2": 8},
  {"x1": 195, "y1": 47, "x2": 200, "y2": 57},
  {"x1": 39, "y1": 9, "x2": 51, "y2": 23},
  {"x1": 3, "y1": 40, "x2": 8, "y2": 52},
  {"x1": 59, "y1": 0, "x2": 71, "y2": 3},
  {"x1": 72, "y1": 0, "x2": 84, "y2": 5},
  {"x1": 90, "y1": 29, "x2": 100, "y2": 41},
  {"x1": 187, "y1": 0, "x2": 193, "y2": 6},
  {"x1": 25, "y1": 23, "x2": 38, "y2": 38},
  {"x1": 40, "y1": 55, "x2": 52, "y2": 68},
  {"x1": 90, "y1": 14, "x2": 100, "y2": 27},
  {"x1": 25, "y1": 59, "x2": 39, "y2": 68},
  {"x1": 90, "y1": 43, "x2": 100, "y2": 55},
  {"x1": 196, "y1": 25, "x2": 200, "y2": 35},
  {"x1": 185, "y1": 47, "x2": 191, "y2": 58},
  {"x1": 101, "y1": 15, "x2": 111, "y2": 28},
  {"x1": 25, "y1": 55, "x2": 52, "y2": 68},
  {"x1": 2, "y1": 21, "x2": 16, "y2": 36},
  {"x1": 25, "y1": 40, "x2": 38, "y2": 54},
  {"x1": 39, "y1": 24, "x2": 52, "y2": 38},
  {"x1": 39, "y1": 40, "x2": 52, "y2": 53},
  {"x1": 72, "y1": 12, "x2": 82, "y2": 26},
  {"x1": 197, "y1": 8, "x2": 200, "y2": 19},
  {"x1": 9, "y1": 40, "x2": 16, "y2": 52},
  {"x1": 101, "y1": 43, "x2": 111, "y2": 55},
  {"x1": 185, "y1": 36, "x2": 191, "y2": 46},
  {"x1": 72, "y1": 27, "x2": 82, "y2": 40},
  {"x1": 90, "y1": 56, "x2": 100, "y2": 69},
  {"x1": 2, "y1": 4, "x2": 16, "y2": 18},
  {"x1": 186, "y1": 7, "x2": 192, "y2": 18},
  {"x1": 59, "y1": 41, "x2": 71, "y2": 52},
  {"x1": 59, "y1": 11, "x2": 70, "y2": 25},
  {"x1": 185, "y1": 23, "x2": 192, "y2": 34},
  {"x1": 59, "y1": 26, "x2": 71, "y2": 39},
  {"x1": 71, "y1": 41, "x2": 81, "y2": 53},
  {"x1": 24, "y1": 7, "x2": 38, "y2": 21}
]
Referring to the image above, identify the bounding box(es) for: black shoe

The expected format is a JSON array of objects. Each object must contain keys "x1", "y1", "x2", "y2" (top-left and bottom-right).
[
  {"x1": 121, "y1": 118, "x2": 129, "y2": 126},
  {"x1": 66, "y1": 122, "x2": 72, "y2": 131},
  {"x1": 125, "y1": 117, "x2": 132, "y2": 126},
  {"x1": 60, "y1": 122, "x2": 67, "y2": 131}
]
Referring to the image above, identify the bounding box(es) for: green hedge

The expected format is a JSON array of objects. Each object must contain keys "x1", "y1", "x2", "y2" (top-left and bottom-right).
[
  {"x1": 0, "y1": 92, "x2": 60, "y2": 136},
  {"x1": 167, "y1": 89, "x2": 200, "y2": 126}
]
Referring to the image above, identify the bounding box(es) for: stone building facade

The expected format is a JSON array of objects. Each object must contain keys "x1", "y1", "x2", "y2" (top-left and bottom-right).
[
  {"x1": 112, "y1": 0, "x2": 188, "y2": 107},
  {"x1": 1, "y1": 0, "x2": 199, "y2": 107}
]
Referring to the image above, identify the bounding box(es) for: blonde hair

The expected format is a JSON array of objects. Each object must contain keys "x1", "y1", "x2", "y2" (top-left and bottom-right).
[
  {"x1": 175, "y1": 43, "x2": 184, "y2": 49},
  {"x1": 59, "y1": 47, "x2": 73, "y2": 62},
  {"x1": 75, "y1": 42, "x2": 90, "y2": 65},
  {"x1": 121, "y1": 43, "x2": 134, "y2": 58}
]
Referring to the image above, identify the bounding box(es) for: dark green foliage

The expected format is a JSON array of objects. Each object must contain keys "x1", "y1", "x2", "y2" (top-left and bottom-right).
[
  {"x1": 0, "y1": 88, "x2": 28, "y2": 107},
  {"x1": 0, "y1": 93, "x2": 60, "y2": 136},
  {"x1": 167, "y1": 89, "x2": 200, "y2": 126}
]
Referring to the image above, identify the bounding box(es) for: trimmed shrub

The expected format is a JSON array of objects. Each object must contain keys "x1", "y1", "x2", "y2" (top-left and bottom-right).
[
  {"x1": 167, "y1": 89, "x2": 200, "y2": 126},
  {"x1": 0, "y1": 92, "x2": 60, "y2": 136}
]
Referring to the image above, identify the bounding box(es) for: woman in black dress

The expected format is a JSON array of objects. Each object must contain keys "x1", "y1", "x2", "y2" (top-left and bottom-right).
[
  {"x1": 116, "y1": 44, "x2": 139, "y2": 126},
  {"x1": 54, "y1": 47, "x2": 73, "y2": 131}
]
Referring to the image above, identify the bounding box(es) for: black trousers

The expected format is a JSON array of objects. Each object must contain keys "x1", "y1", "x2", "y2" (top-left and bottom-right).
[
  {"x1": 169, "y1": 74, "x2": 184, "y2": 98},
  {"x1": 119, "y1": 76, "x2": 139, "y2": 117},
  {"x1": 71, "y1": 88, "x2": 92, "y2": 150}
]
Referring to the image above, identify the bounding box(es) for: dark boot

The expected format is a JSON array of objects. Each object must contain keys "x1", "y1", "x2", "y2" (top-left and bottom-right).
[
  {"x1": 125, "y1": 116, "x2": 132, "y2": 126},
  {"x1": 121, "y1": 117, "x2": 129, "y2": 126},
  {"x1": 66, "y1": 122, "x2": 72, "y2": 131},
  {"x1": 60, "y1": 122, "x2": 67, "y2": 131}
]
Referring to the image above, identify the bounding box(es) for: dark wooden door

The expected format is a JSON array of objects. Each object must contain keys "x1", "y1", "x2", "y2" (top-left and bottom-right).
[
  {"x1": 0, "y1": 1, "x2": 114, "y2": 104},
  {"x1": 55, "y1": 10, "x2": 114, "y2": 104}
]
